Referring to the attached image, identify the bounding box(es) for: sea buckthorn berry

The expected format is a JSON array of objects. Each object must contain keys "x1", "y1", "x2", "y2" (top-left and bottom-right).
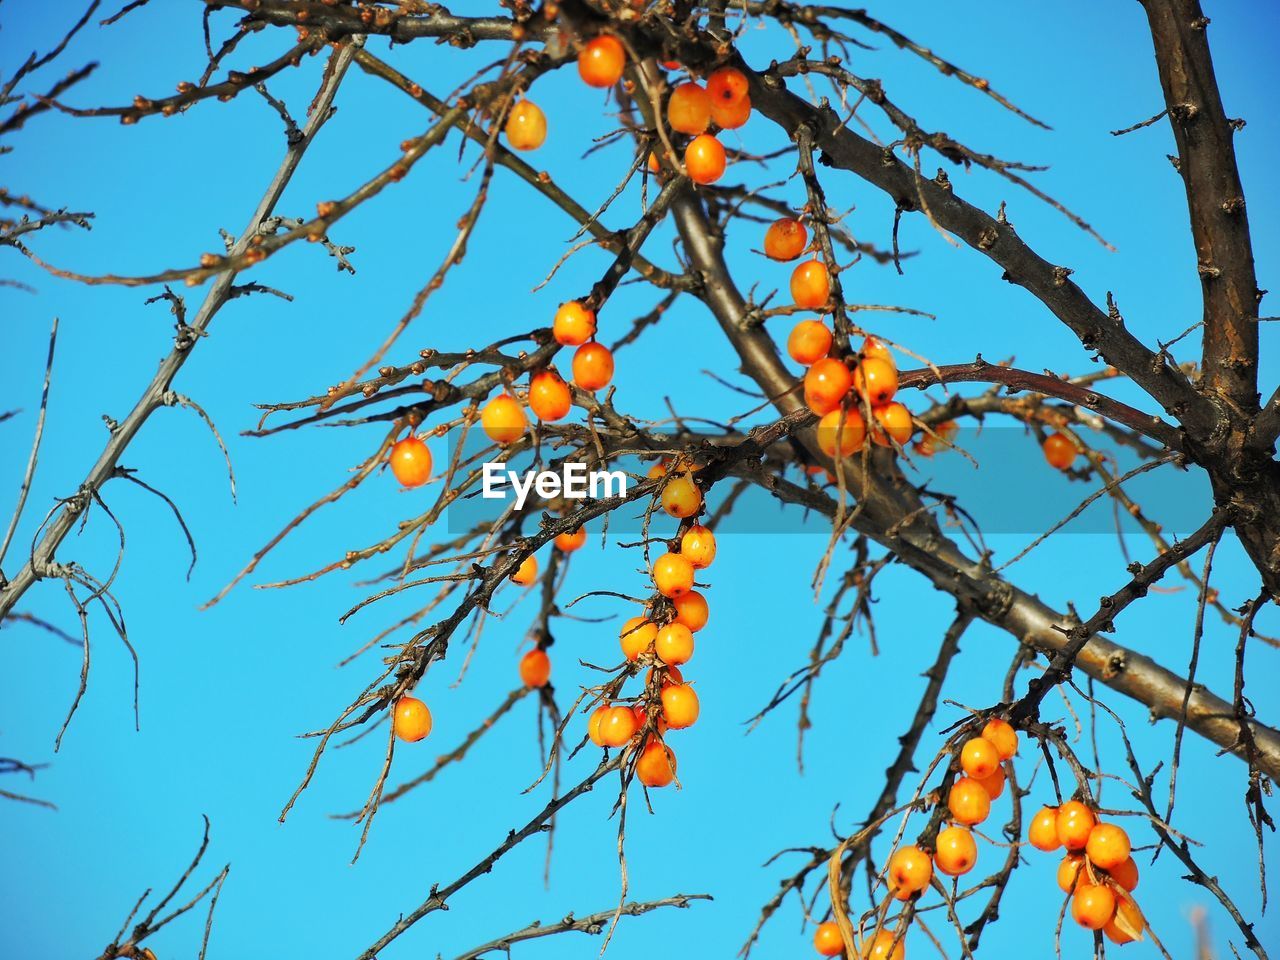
[
  {"x1": 661, "y1": 683, "x2": 700, "y2": 728},
  {"x1": 647, "y1": 150, "x2": 662, "y2": 175},
  {"x1": 588, "y1": 704, "x2": 610, "y2": 746},
  {"x1": 853, "y1": 357, "x2": 898, "y2": 405},
  {"x1": 766, "y1": 218, "x2": 809, "y2": 262},
  {"x1": 389, "y1": 436, "x2": 432, "y2": 487},
  {"x1": 1108, "y1": 856, "x2": 1139, "y2": 892},
  {"x1": 481, "y1": 394, "x2": 528, "y2": 444},
  {"x1": 947, "y1": 777, "x2": 992, "y2": 826},
  {"x1": 1057, "y1": 853, "x2": 1085, "y2": 893},
  {"x1": 934, "y1": 825, "x2": 977, "y2": 877},
  {"x1": 672, "y1": 590, "x2": 709, "y2": 632},
  {"x1": 915, "y1": 420, "x2": 957, "y2": 458},
  {"x1": 653, "y1": 552, "x2": 695, "y2": 598},
  {"x1": 813, "y1": 921, "x2": 844, "y2": 957},
  {"x1": 684, "y1": 134, "x2": 726, "y2": 184},
  {"x1": 511, "y1": 554, "x2": 538, "y2": 586},
  {"x1": 668, "y1": 82, "x2": 711, "y2": 134},
  {"x1": 710, "y1": 93, "x2": 750, "y2": 129},
  {"x1": 555, "y1": 527, "x2": 587, "y2": 552},
  {"x1": 1056, "y1": 800, "x2": 1096, "y2": 851},
  {"x1": 981, "y1": 718, "x2": 1018, "y2": 759},
  {"x1": 871, "y1": 402, "x2": 913, "y2": 448},
  {"x1": 863, "y1": 930, "x2": 904, "y2": 960},
  {"x1": 655, "y1": 622, "x2": 695, "y2": 665},
  {"x1": 519, "y1": 648, "x2": 551, "y2": 687},
  {"x1": 817, "y1": 408, "x2": 867, "y2": 458},
  {"x1": 600, "y1": 704, "x2": 639, "y2": 747},
  {"x1": 528, "y1": 369, "x2": 571, "y2": 422},
  {"x1": 553, "y1": 300, "x2": 596, "y2": 346},
  {"x1": 976, "y1": 765, "x2": 1006, "y2": 800},
  {"x1": 1103, "y1": 895, "x2": 1145, "y2": 945},
  {"x1": 1028, "y1": 806, "x2": 1061, "y2": 851},
  {"x1": 1071, "y1": 882, "x2": 1117, "y2": 931},
  {"x1": 620, "y1": 616, "x2": 658, "y2": 661},
  {"x1": 647, "y1": 459, "x2": 669, "y2": 480},
  {"x1": 681, "y1": 524, "x2": 716, "y2": 568},
  {"x1": 1085, "y1": 823, "x2": 1131, "y2": 870},
  {"x1": 1043, "y1": 432, "x2": 1077, "y2": 470},
  {"x1": 959, "y1": 737, "x2": 1000, "y2": 780},
  {"x1": 787, "y1": 319, "x2": 832, "y2": 365},
  {"x1": 577, "y1": 35, "x2": 626, "y2": 88},
  {"x1": 887, "y1": 845, "x2": 932, "y2": 901},
  {"x1": 662, "y1": 473, "x2": 703, "y2": 518},
  {"x1": 804, "y1": 358, "x2": 853, "y2": 416},
  {"x1": 636, "y1": 740, "x2": 677, "y2": 787},
  {"x1": 706, "y1": 66, "x2": 749, "y2": 104},
  {"x1": 790, "y1": 258, "x2": 831, "y2": 309},
  {"x1": 393, "y1": 696, "x2": 433, "y2": 742},
  {"x1": 572, "y1": 342, "x2": 614, "y2": 391},
  {"x1": 504, "y1": 100, "x2": 546, "y2": 151},
  {"x1": 861, "y1": 338, "x2": 895, "y2": 365}
]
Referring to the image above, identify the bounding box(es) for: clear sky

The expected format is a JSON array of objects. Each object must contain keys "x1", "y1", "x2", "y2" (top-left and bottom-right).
[{"x1": 2, "y1": 2, "x2": 1278, "y2": 958}]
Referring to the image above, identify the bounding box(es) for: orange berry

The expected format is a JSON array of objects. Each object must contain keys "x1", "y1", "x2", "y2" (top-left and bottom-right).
[
  {"x1": 661, "y1": 683, "x2": 700, "y2": 728},
  {"x1": 975, "y1": 765, "x2": 1006, "y2": 800},
  {"x1": 887, "y1": 845, "x2": 933, "y2": 901},
  {"x1": 636, "y1": 740, "x2": 677, "y2": 787},
  {"x1": 668, "y1": 82, "x2": 711, "y2": 134},
  {"x1": 766, "y1": 218, "x2": 809, "y2": 262},
  {"x1": 681, "y1": 524, "x2": 716, "y2": 568},
  {"x1": 860, "y1": 338, "x2": 894, "y2": 365},
  {"x1": 672, "y1": 590, "x2": 709, "y2": 632},
  {"x1": 803, "y1": 358, "x2": 853, "y2": 416},
  {"x1": 1028, "y1": 806, "x2": 1061, "y2": 852},
  {"x1": 662, "y1": 473, "x2": 702, "y2": 518},
  {"x1": 481, "y1": 394, "x2": 528, "y2": 444},
  {"x1": 871, "y1": 402, "x2": 913, "y2": 447},
  {"x1": 813, "y1": 921, "x2": 844, "y2": 957},
  {"x1": 1085, "y1": 823, "x2": 1131, "y2": 870},
  {"x1": 660, "y1": 59, "x2": 681, "y2": 70},
  {"x1": 959, "y1": 737, "x2": 1000, "y2": 780},
  {"x1": 389, "y1": 436, "x2": 432, "y2": 487},
  {"x1": 393, "y1": 696, "x2": 433, "y2": 742},
  {"x1": 1057, "y1": 852, "x2": 1085, "y2": 893},
  {"x1": 1056, "y1": 800, "x2": 1096, "y2": 852},
  {"x1": 578, "y1": 35, "x2": 626, "y2": 88},
  {"x1": 619, "y1": 616, "x2": 658, "y2": 661},
  {"x1": 934, "y1": 825, "x2": 977, "y2": 877},
  {"x1": 915, "y1": 420, "x2": 957, "y2": 458},
  {"x1": 853, "y1": 357, "x2": 898, "y2": 405},
  {"x1": 1108, "y1": 856, "x2": 1139, "y2": 892},
  {"x1": 511, "y1": 554, "x2": 538, "y2": 586},
  {"x1": 655, "y1": 622, "x2": 695, "y2": 665},
  {"x1": 519, "y1": 648, "x2": 551, "y2": 687},
  {"x1": 706, "y1": 66, "x2": 749, "y2": 104},
  {"x1": 505, "y1": 100, "x2": 546, "y2": 151},
  {"x1": 790, "y1": 258, "x2": 831, "y2": 309},
  {"x1": 1043, "y1": 432, "x2": 1077, "y2": 470},
  {"x1": 553, "y1": 300, "x2": 596, "y2": 346},
  {"x1": 528, "y1": 369, "x2": 571, "y2": 422},
  {"x1": 1103, "y1": 895, "x2": 1145, "y2": 944},
  {"x1": 647, "y1": 150, "x2": 662, "y2": 175},
  {"x1": 1071, "y1": 882, "x2": 1116, "y2": 931},
  {"x1": 600, "y1": 704, "x2": 639, "y2": 747},
  {"x1": 980, "y1": 718, "x2": 1018, "y2": 759},
  {"x1": 787, "y1": 319, "x2": 831, "y2": 364},
  {"x1": 649, "y1": 663, "x2": 684, "y2": 687},
  {"x1": 947, "y1": 777, "x2": 992, "y2": 826},
  {"x1": 555, "y1": 527, "x2": 586, "y2": 552},
  {"x1": 863, "y1": 930, "x2": 904, "y2": 960},
  {"x1": 587, "y1": 704, "x2": 610, "y2": 746},
  {"x1": 817, "y1": 408, "x2": 867, "y2": 458},
  {"x1": 572, "y1": 342, "x2": 614, "y2": 391},
  {"x1": 710, "y1": 92, "x2": 750, "y2": 129},
  {"x1": 684, "y1": 133, "x2": 726, "y2": 185},
  {"x1": 653, "y1": 552, "x2": 695, "y2": 598}
]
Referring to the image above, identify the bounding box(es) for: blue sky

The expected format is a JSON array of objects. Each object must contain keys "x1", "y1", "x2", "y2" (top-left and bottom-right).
[{"x1": 2, "y1": 1, "x2": 1278, "y2": 958}]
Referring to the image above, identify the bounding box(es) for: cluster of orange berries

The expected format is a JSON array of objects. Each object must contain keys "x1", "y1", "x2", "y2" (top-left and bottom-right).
[{"x1": 1027, "y1": 801, "x2": 1145, "y2": 943}]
